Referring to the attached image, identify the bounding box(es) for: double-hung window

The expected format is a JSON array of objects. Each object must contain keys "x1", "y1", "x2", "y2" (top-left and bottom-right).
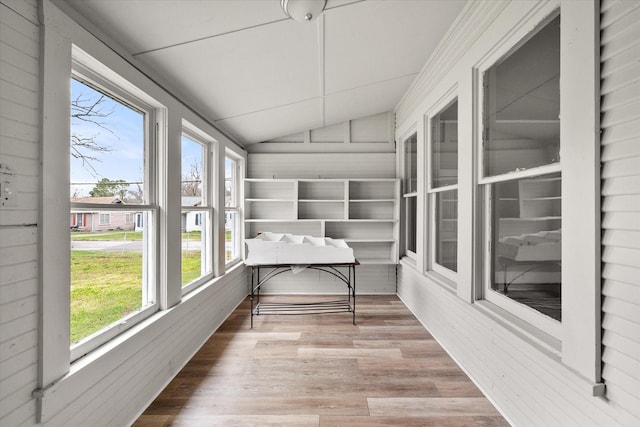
[
  {"x1": 69, "y1": 59, "x2": 159, "y2": 360},
  {"x1": 401, "y1": 132, "x2": 418, "y2": 258},
  {"x1": 224, "y1": 153, "x2": 242, "y2": 264},
  {"x1": 479, "y1": 14, "x2": 561, "y2": 336},
  {"x1": 180, "y1": 128, "x2": 213, "y2": 291},
  {"x1": 427, "y1": 98, "x2": 458, "y2": 281}
]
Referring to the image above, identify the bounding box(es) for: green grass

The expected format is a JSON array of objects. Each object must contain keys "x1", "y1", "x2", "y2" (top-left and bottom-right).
[
  {"x1": 71, "y1": 231, "x2": 143, "y2": 241},
  {"x1": 70, "y1": 251, "x2": 143, "y2": 343},
  {"x1": 71, "y1": 249, "x2": 203, "y2": 343}
]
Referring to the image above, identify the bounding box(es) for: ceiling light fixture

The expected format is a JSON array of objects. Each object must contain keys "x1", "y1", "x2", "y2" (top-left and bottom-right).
[{"x1": 281, "y1": 0, "x2": 327, "y2": 23}]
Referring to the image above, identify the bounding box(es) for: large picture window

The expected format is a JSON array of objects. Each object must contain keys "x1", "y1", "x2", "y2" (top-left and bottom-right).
[
  {"x1": 428, "y1": 98, "x2": 458, "y2": 279},
  {"x1": 69, "y1": 72, "x2": 157, "y2": 359},
  {"x1": 181, "y1": 130, "x2": 213, "y2": 291},
  {"x1": 480, "y1": 14, "x2": 561, "y2": 335},
  {"x1": 402, "y1": 132, "x2": 417, "y2": 257}
]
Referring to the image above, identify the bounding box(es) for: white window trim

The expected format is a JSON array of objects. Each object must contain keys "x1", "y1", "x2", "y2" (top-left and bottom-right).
[
  {"x1": 425, "y1": 89, "x2": 459, "y2": 282},
  {"x1": 224, "y1": 150, "x2": 243, "y2": 266},
  {"x1": 472, "y1": 2, "x2": 602, "y2": 386},
  {"x1": 399, "y1": 128, "x2": 418, "y2": 261},
  {"x1": 181, "y1": 124, "x2": 216, "y2": 295},
  {"x1": 68, "y1": 51, "x2": 163, "y2": 361}
]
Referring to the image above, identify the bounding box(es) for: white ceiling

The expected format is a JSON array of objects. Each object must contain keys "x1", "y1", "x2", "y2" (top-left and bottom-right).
[{"x1": 61, "y1": 0, "x2": 466, "y2": 147}]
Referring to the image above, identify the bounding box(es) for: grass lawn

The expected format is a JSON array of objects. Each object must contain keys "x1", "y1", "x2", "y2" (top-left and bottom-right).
[
  {"x1": 71, "y1": 230, "x2": 203, "y2": 241},
  {"x1": 71, "y1": 249, "x2": 203, "y2": 343}
]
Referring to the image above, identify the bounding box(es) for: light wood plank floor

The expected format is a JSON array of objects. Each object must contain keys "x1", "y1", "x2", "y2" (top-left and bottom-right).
[{"x1": 133, "y1": 295, "x2": 509, "y2": 427}]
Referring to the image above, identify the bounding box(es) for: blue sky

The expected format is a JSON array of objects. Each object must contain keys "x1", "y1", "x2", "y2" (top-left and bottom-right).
[{"x1": 70, "y1": 78, "x2": 204, "y2": 198}]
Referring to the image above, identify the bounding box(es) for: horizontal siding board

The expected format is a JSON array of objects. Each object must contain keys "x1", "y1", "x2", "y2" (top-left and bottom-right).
[
  {"x1": 0, "y1": 261, "x2": 38, "y2": 286},
  {"x1": 602, "y1": 330, "x2": 640, "y2": 366},
  {"x1": 601, "y1": 99, "x2": 640, "y2": 129},
  {"x1": 602, "y1": 296, "x2": 640, "y2": 324},
  {"x1": 0, "y1": 20, "x2": 39, "y2": 57},
  {"x1": 0, "y1": 79, "x2": 39, "y2": 108},
  {"x1": 601, "y1": 211, "x2": 640, "y2": 230},
  {"x1": 600, "y1": 5, "x2": 640, "y2": 47},
  {"x1": 0, "y1": 311, "x2": 36, "y2": 343},
  {"x1": 0, "y1": 136, "x2": 39, "y2": 159},
  {"x1": 601, "y1": 79, "x2": 640, "y2": 113},
  {"x1": 603, "y1": 346, "x2": 640, "y2": 382},
  {"x1": 601, "y1": 194, "x2": 640, "y2": 212},
  {"x1": 602, "y1": 246, "x2": 640, "y2": 269},
  {"x1": 248, "y1": 153, "x2": 396, "y2": 179},
  {"x1": 602, "y1": 279, "x2": 640, "y2": 304},
  {"x1": 601, "y1": 155, "x2": 640, "y2": 179},
  {"x1": 600, "y1": 0, "x2": 640, "y2": 29},
  {"x1": 0, "y1": 97, "x2": 39, "y2": 126},
  {"x1": 600, "y1": 62, "x2": 640, "y2": 96},
  {"x1": 602, "y1": 263, "x2": 640, "y2": 286},
  {"x1": 0, "y1": 329, "x2": 36, "y2": 363},
  {"x1": 600, "y1": 23, "x2": 640, "y2": 65},
  {"x1": 0, "y1": 1, "x2": 39, "y2": 26},
  {"x1": 0, "y1": 347, "x2": 36, "y2": 384},
  {"x1": 601, "y1": 175, "x2": 640, "y2": 196},
  {"x1": 603, "y1": 314, "x2": 640, "y2": 343},
  {"x1": 0, "y1": 116, "x2": 39, "y2": 142},
  {"x1": 0, "y1": 295, "x2": 37, "y2": 325}
]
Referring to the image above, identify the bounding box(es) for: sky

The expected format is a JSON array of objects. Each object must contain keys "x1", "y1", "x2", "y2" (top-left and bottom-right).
[{"x1": 70, "y1": 78, "x2": 204, "y2": 199}]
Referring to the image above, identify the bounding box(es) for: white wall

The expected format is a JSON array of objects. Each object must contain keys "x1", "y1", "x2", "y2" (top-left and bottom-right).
[
  {"x1": 600, "y1": 0, "x2": 640, "y2": 423},
  {"x1": 0, "y1": 1, "x2": 248, "y2": 425},
  {"x1": 395, "y1": 0, "x2": 639, "y2": 426}
]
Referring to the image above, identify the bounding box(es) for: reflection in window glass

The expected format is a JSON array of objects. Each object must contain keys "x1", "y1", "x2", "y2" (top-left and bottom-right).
[
  {"x1": 483, "y1": 15, "x2": 560, "y2": 177},
  {"x1": 405, "y1": 195, "x2": 416, "y2": 254},
  {"x1": 431, "y1": 100, "x2": 458, "y2": 188},
  {"x1": 491, "y1": 173, "x2": 561, "y2": 321},
  {"x1": 435, "y1": 190, "x2": 457, "y2": 272},
  {"x1": 403, "y1": 133, "x2": 417, "y2": 194}
]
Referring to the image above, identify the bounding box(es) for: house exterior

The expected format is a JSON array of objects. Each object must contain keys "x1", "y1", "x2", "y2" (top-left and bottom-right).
[
  {"x1": 0, "y1": 1, "x2": 638, "y2": 427},
  {"x1": 69, "y1": 196, "x2": 137, "y2": 231}
]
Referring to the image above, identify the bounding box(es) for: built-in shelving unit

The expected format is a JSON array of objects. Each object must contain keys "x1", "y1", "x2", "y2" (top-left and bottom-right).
[{"x1": 244, "y1": 178, "x2": 400, "y2": 264}]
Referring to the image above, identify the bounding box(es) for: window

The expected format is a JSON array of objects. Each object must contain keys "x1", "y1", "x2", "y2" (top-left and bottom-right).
[
  {"x1": 428, "y1": 98, "x2": 458, "y2": 279},
  {"x1": 480, "y1": 14, "x2": 561, "y2": 335},
  {"x1": 402, "y1": 132, "x2": 417, "y2": 257},
  {"x1": 69, "y1": 67, "x2": 158, "y2": 360},
  {"x1": 225, "y1": 154, "x2": 241, "y2": 264},
  {"x1": 98, "y1": 212, "x2": 110, "y2": 225},
  {"x1": 181, "y1": 130, "x2": 213, "y2": 290}
]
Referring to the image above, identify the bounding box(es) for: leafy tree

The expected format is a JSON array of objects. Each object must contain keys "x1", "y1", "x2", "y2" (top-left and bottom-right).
[{"x1": 89, "y1": 178, "x2": 129, "y2": 200}]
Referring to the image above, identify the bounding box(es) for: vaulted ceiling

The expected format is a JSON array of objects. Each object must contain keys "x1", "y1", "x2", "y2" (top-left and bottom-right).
[{"x1": 60, "y1": 0, "x2": 466, "y2": 147}]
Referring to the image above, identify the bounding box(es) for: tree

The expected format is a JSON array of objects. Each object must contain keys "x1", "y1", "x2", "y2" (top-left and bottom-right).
[
  {"x1": 182, "y1": 161, "x2": 202, "y2": 197},
  {"x1": 89, "y1": 178, "x2": 129, "y2": 200},
  {"x1": 70, "y1": 89, "x2": 116, "y2": 177}
]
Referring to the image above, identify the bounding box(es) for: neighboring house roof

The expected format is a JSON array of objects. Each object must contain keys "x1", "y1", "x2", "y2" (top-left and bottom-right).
[
  {"x1": 181, "y1": 196, "x2": 202, "y2": 207},
  {"x1": 71, "y1": 196, "x2": 124, "y2": 204}
]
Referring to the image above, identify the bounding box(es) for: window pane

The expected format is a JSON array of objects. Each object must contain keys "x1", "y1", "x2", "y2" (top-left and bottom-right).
[
  {"x1": 431, "y1": 100, "x2": 458, "y2": 188},
  {"x1": 69, "y1": 78, "x2": 150, "y2": 344},
  {"x1": 182, "y1": 210, "x2": 208, "y2": 286},
  {"x1": 225, "y1": 210, "x2": 239, "y2": 262},
  {"x1": 181, "y1": 135, "x2": 210, "y2": 286},
  {"x1": 225, "y1": 157, "x2": 236, "y2": 207},
  {"x1": 435, "y1": 190, "x2": 457, "y2": 272},
  {"x1": 181, "y1": 136, "x2": 204, "y2": 205},
  {"x1": 491, "y1": 173, "x2": 561, "y2": 321},
  {"x1": 70, "y1": 78, "x2": 145, "y2": 203},
  {"x1": 405, "y1": 196, "x2": 416, "y2": 254},
  {"x1": 403, "y1": 133, "x2": 417, "y2": 194},
  {"x1": 70, "y1": 213, "x2": 151, "y2": 344},
  {"x1": 483, "y1": 16, "x2": 560, "y2": 177}
]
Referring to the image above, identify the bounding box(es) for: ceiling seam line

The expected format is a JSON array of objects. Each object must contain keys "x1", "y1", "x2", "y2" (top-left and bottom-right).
[{"x1": 132, "y1": 18, "x2": 290, "y2": 56}]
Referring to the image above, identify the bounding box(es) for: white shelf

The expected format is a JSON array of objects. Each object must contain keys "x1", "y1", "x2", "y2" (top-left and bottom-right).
[{"x1": 244, "y1": 178, "x2": 400, "y2": 264}]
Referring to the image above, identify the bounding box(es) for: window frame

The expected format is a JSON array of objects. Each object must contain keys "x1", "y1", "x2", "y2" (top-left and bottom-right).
[
  {"x1": 476, "y1": 11, "x2": 562, "y2": 338},
  {"x1": 69, "y1": 53, "x2": 161, "y2": 361},
  {"x1": 400, "y1": 130, "x2": 418, "y2": 260},
  {"x1": 180, "y1": 125, "x2": 215, "y2": 294},
  {"x1": 426, "y1": 91, "x2": 459, "y2": 282},
  {"x1": 224, "y1": 150, "x2": 243, "y2": 266}
]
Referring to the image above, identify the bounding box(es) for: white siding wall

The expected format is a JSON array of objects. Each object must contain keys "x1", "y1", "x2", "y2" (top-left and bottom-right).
[
  {"x1": 600, "y1": 0, "x2": 640, "y2": 423},
  {"x1": 395, "y1": 0, "x2": 639, "y2": 426},
  {"x1": 247, "y1": 152, "x2": 397, "y2": 294},
  {"x1": 0, "y1": 1, "x2": 248, "y2": 425},
  {"x1": 0, "y1": 1, "x2": 40, "y2": 425}
]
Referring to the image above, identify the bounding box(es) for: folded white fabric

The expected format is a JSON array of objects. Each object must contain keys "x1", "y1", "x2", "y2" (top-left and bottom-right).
[{"x1": 244, "y1": 232, "x2": 355, "y2": 265}]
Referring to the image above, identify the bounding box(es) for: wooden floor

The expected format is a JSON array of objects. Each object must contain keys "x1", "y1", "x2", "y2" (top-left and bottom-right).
[{"x1": 133, "y1": 295, "x2": 509, "y2": 426}]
